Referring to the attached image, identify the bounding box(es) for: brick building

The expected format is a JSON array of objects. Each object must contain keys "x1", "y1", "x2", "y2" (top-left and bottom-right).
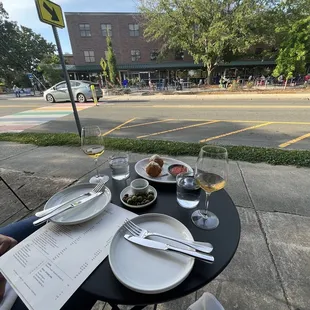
[{"x1": 65, "y1": 12, "x2": 276, "y2": 83}]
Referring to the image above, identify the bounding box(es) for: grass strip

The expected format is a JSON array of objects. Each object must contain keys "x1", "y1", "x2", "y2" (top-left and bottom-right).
[{"x1": 1, "y1": 132, "x2": 310, "y2": 167}]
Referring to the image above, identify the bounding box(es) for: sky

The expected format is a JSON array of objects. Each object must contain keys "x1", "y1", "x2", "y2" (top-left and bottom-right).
[{"x1": 2, "y1": 0, "x2": 137, "y2": 53}]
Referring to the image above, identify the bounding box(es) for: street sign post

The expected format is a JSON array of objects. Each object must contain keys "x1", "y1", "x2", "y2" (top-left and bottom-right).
[{"x1": 35, "y1": 0, "x2": 82, "y2": 136}]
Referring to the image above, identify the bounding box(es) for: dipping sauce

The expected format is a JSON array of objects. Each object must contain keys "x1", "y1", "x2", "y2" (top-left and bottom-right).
[{"x1": 169, "y1": 165, "x2": 188, "y2": 176}]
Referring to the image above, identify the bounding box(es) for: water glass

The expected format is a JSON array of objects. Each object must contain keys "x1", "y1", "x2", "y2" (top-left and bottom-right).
[
  {"x1": 176, "y1": 172, "x2": 201, "y2": 209},
  {"x1": 109, "y1": 153, "x2": 130, "y2": 180}
]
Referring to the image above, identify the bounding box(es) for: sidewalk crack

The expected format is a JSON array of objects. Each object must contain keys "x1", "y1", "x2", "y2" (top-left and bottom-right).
[{"x1": 237, "y1": 162, "x2": 291, "y2": 309}]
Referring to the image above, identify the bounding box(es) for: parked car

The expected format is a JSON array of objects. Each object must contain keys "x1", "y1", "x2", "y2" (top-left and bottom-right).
[{"x1": 43, "y1": 80, "x2": 102, "y2": 103}]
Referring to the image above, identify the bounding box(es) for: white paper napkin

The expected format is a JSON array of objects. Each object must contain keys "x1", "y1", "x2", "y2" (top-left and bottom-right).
[{"x1": 0, "y1": 283, "x2": 18, "y2": 310}]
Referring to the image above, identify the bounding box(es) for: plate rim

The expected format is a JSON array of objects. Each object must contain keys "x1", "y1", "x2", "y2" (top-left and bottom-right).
[
  {"x1": 120, "y1": 185, "x2": 157, "y2": 209},
  {"x1": 109, "y1": 213, "x2": 195, "y2": 294},
  {"x1": 44, "y1": 183, "x2": 112, "y2": 225},
  {"x1": 135, "y1": 157, "x2": 193, "y2": 184}
]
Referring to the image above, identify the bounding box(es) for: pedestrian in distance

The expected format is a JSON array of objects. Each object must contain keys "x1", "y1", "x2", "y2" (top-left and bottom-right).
[{"x1": 12, "y1": 85, "x2": 20, "y2": 98}]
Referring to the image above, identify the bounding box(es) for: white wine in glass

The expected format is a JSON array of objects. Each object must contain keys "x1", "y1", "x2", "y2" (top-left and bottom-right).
[
  {"x1": 192, "y1": 145, "x2": 228, "y2": 230},
  {"x1": 81, "y1": 126, "x2": 109, "y2": 184}
]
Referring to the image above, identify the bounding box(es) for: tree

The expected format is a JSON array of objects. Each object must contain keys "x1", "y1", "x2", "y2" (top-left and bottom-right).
[
  {"x1": 0, "y1": 3, "x2": 55, "y2": 85},
  {"x1": 139, "y1": 0, "x2": 271, "y2": 84},
  {"x1": 273, "y1": 17, "x2": 310, "y2": 88},
  {"x1": 37, "y1": 54, "x2": 63, "y2": 86},
  {"x1": 106, "y1": 35, "x2": 117, "y2": 85}
]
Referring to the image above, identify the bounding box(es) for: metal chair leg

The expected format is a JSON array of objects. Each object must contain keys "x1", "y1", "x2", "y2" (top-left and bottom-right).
[{"x1": 0, "y1": 176, "x2": 30, "y2": 211}]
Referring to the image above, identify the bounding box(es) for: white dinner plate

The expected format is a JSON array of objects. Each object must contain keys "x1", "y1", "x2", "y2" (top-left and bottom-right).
[
  {"x1": 135, "y1": 157, "x2": 193, "y2": 184},
  {"x1": 44, "y1": 183, "x2": 112, "y2": 225},
  {"x1": 109, "y1": 213, "x2": 194, "y2": 294},
  {"x1": 120, "y1": 185, "x2": 157, "y2": 209}
]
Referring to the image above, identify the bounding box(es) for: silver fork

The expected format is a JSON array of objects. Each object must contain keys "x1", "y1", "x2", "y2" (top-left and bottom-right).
[
  {"x1": 124, "y1": 219, "x2": 213, "y2": 254},
  {"x1": 35, "y1": 180, "x2": 107, "y2": 217}
]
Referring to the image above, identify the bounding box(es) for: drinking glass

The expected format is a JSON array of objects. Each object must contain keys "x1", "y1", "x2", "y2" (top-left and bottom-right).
[
  {"x1": 176, "y1": 172, "x2": 201, "y2": 209},
  {"x1": 81, "y1": 126, "x2": 109, "y2": 184},
  {"x1": 192, "y1": 145, "x2": 228, "y2": 230},
  {"x1": 109, "y1": 153, "x2": 130, "y2": 180}
]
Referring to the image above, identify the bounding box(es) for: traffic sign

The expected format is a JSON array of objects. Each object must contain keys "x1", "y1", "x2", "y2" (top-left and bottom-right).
[{"x1": 35, "y1": 0, "x2": 65, "y2": 28}]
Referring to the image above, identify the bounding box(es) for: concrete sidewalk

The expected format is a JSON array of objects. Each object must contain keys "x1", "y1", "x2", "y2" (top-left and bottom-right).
[{"x1": 0, "y1": 142, "x2": 309, "y2": 310}]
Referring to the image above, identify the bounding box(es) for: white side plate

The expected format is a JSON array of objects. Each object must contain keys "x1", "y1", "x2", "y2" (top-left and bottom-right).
[
  {"x1": 44, "y1": 183, "x2": 112, "y2": 225},
  {"x1": 109, "y1": 213, "x2": 194, "y2": 294},
  {"x1": 135, "y1": 157, "x2": 193, "y2": 184}
]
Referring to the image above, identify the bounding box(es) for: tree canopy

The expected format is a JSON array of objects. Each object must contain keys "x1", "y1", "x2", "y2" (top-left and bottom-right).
[
  {"x1": 0, "y1": 3, "x2": 55, "y2": 85},
  {"x1": 139, "y1": 0, "x2": 273, "y2": 83},
  {"x1": 37, "y1": 54, "x2": 63, "y2": 86}
]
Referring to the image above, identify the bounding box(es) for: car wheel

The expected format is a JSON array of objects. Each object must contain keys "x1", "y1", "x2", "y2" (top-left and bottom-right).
[
  {"x1": 77, "y1": 93, "x2": 87, "y2": 103},
  {"x1": 46, "y1": 94, "x2": 55, "y2": 103}
]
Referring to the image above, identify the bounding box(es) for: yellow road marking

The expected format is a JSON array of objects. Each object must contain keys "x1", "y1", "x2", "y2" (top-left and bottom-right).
[
  {"x1": 122, "y1": 119, "x2": 175, "y2": 129},
  {"x1": 179, "y1": 119, "x2": 310, "y2": 125},
  {"x1": 279, "y1": 133, "x2": 310, "y2": 148},
  {"x1": 103, "y1": 104, "x2": 310, "y2": 109},
  {"x1": 101, "y1": 118, "x2": 136, "y2": 137},
  {"x1": 200, "y1": 122, "x2": 273, "y2": 143},
  {"x1": 137, "y1": 120, "x2": 219, "y2": 139}
]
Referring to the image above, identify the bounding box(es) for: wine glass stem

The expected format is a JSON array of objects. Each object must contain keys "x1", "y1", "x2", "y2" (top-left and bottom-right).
[
  {"x1": 202, "y1": 191, "x2": 211, "y2": 219},
  {"x1": 94, "y1": 158, "x2": 99, "y2": 177}
]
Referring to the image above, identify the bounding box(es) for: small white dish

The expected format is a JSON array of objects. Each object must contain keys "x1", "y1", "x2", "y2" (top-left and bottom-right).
[
  {"x1": 109, "y1": 213, "x2": 195, "y2": 294},
  {"x1": 44, "y1": 183, "x2": 112, "y2": 225},
  {"x1": 120, "y1": 185, "x2": 157, "y2": 209},
  {"x1": 131, "y1": 178, "x2": 149, "y2": 195}
]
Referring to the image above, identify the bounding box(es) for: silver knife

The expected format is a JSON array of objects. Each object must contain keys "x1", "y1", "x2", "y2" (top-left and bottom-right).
[
  {"x1": 33, "y1": 192, "x2": 103, "y2": 226},
  {"x1": 35, "y1": 187, "x2": 105, "y2": 218},
  {"x1": 124, "y1": 234, "x2": 214, "y2": 263}
]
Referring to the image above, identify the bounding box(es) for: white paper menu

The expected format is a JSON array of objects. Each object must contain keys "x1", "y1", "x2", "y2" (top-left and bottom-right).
[{"x1": 0, "y1": 203, "x2": 136, "y2": 310}]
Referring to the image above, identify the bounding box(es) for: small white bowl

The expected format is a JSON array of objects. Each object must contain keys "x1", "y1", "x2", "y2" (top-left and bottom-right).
[{"x1": 130, "y1": 179, "x2": 149, "y2": 195}]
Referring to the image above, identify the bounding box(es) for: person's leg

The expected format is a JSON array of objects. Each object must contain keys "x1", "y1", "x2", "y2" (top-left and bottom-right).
[{"x1": 0, "y1": 216, "x2": 44, "y2": 242}]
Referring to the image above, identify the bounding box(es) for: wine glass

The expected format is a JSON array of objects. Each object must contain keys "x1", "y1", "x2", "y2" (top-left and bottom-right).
[
  {"x1": 192, "y1": 145, "x2": 228, "y2": 230},
  {"x1": 81, "y1": 126, "x2": 109, "y2": 184}
]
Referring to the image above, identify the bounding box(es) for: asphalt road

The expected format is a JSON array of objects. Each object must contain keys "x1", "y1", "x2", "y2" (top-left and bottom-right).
[{"x1": 1, "y1": 95, "x2": 310, "y2": 150}]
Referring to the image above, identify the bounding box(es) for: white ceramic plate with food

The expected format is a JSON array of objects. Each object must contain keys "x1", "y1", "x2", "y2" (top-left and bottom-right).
[
  {"x1": 109, "y1": 213, "x2": 194, "y2": 294},
  {"x1": 135, "y1": 157, "x2": 193, "y2": 184},
  {"x1": 120, "y1": 185, "x2": 157, "y2": 209},
  {"x1": 44, "y1": 183, "x2": 112, "y2": 225}
]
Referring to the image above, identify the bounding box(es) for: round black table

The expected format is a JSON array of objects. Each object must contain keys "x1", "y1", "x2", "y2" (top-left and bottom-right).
[{"x1": 81, "y1": 164, "x2": 240, "y2": 307}]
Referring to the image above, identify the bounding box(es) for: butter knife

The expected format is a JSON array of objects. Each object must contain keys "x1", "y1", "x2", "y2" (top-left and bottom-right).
[
  {"x1": 124, "y1": 234, "x2": 214, "y2": 263},
  {"x1": 33, "y1": 192, "x2": 103, "y2": 226}
]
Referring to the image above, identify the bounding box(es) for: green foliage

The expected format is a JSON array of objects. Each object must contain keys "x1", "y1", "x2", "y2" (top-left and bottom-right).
[
  {"x1": 139, "y1": 0, "x2": 270, "y2": 84},
  {"x1": 106, "y1": 35, "x2": 118, "y2": 85},
  {"x1": 1, "y1": 133, "x2": 310, "y2": 168},
  {"x1": 273, "y1": 17, "x2": 310, "y2": 82},
  {"x1": 0, "y1": 4, "x2": 55, "y2": 85},
  {"x1": 37, "y1": 54, "x2": 63, "y2": 86}
]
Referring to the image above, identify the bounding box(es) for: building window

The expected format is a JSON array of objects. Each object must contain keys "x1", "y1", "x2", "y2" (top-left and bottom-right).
[
  {"x1": 129, "y1": 24, "x2": 139, "y2": 37},
  {"x1": 131, "y1": 50, "x2": 141, "y2": 62},
  {"x1": 101, "y1": 24, "x2": 112, "y2": 36},
  {"x1": 150, "y1": 50, "x2": 159, "y2": 61},
  {"x1": 84, "y1": 51, "x2": 95, "y2": 63},
  {"x1": 175, "y1": 50, "x2": 184, "y2": 60},
  {"x1": 79, "y1": 23, "x2": 91, "y2": 37}
]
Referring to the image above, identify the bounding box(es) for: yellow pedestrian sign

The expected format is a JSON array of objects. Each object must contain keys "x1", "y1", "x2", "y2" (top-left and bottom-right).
[{"x1": 35, "y1": 0, "x2": 65, "y2": 28}]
